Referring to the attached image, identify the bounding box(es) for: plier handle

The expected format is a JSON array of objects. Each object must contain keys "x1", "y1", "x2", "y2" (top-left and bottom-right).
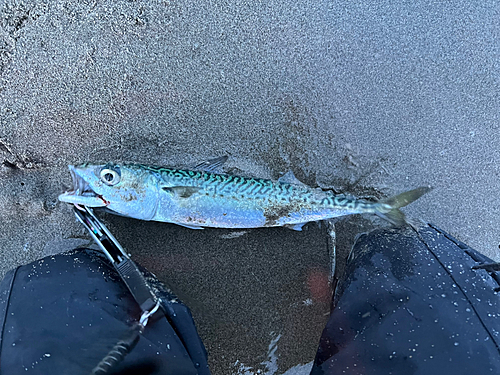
[{"x1": 73, "y1": 206, "x2": 163, "y2": 319}]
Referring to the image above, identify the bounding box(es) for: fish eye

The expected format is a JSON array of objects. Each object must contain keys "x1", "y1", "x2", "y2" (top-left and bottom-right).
[{"x1": 99, "y1": 167, "x2": 121, "y2": 186}]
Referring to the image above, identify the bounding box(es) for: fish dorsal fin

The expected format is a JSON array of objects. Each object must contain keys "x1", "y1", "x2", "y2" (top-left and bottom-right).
[
  {"x1": 278, "y1": 170, "x2": 307, "y2": 187},
  {"x1": 162, "y1": 186, "x2": 201, "y2": 198},
  {"x1": 193, "y1": 155, "x2": 228, "y2": 173}
]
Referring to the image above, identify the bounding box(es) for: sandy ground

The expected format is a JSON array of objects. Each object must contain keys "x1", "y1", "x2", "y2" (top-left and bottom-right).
[{"x1": 0, "y1": 0, "x2": 499, "y2": 374}]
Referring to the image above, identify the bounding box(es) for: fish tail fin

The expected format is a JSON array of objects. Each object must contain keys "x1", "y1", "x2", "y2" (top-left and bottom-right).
[{"x1": 375, "y1": 186, "x2": 432, "y2": 226}]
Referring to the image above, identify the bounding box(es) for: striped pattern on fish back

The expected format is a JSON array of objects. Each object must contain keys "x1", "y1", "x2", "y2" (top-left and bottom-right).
[
  {"x1": 136, "y1": 165, "x2": 312, "y2": 202},
  {"x1": 135, "y1": 164, "x2": 374, "y2": 212}
]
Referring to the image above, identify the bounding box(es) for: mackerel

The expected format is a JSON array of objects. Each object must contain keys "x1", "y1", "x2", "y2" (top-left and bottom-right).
[{"x1": 58, "y1": 159, "x2": 431, "y2": 230}]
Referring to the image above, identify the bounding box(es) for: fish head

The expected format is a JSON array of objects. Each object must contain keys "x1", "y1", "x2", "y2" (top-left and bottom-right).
[{"x1": 58, "y1": 164, "x2": 159, "y2": 220}]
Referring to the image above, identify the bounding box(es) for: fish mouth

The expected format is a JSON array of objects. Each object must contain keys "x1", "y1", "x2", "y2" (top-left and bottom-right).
[{"x1": 58, "y1": 166, "x2": 109, "y2": 207}]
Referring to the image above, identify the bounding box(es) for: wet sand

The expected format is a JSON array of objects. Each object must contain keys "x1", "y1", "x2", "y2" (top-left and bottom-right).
[{"x1": 1, "y1": 0, "x2": 499, "y2": 373}]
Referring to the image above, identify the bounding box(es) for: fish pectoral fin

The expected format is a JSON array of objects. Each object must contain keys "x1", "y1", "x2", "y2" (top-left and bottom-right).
[
  {"x1": 284, "y1": 223, "x2": 307, "y2": 231},
  {"x1": 176, "y1": 223, "x2": 204, "y2": 230},
  {"x1": 193, "y1": 155, "x2": 228, "y2": 173},
  {"x1": 161, "y1": 186, "x2": 202, "y2": 198}
]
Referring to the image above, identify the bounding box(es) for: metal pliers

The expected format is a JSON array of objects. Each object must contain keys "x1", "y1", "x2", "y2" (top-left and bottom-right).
[{"x1": 73, "y1": 205, "x2": 163, "y2": 321}]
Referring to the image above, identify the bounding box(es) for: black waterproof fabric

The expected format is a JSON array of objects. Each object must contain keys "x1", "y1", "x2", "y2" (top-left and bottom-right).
[
  {"x1": 311, "y1": 224, "x2": 500, "y2": 375},
  {"x1": 0, "y1": 249, "x2": 210, "y2": 375}
]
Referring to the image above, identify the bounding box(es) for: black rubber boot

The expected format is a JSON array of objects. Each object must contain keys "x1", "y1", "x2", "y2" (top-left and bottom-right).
[
  {"x1": 311, "y1": 224, "x2": 500, "y2": 375},
  {"x1": 0, "y1": 249, "x2": 210, "y2": 375}
]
